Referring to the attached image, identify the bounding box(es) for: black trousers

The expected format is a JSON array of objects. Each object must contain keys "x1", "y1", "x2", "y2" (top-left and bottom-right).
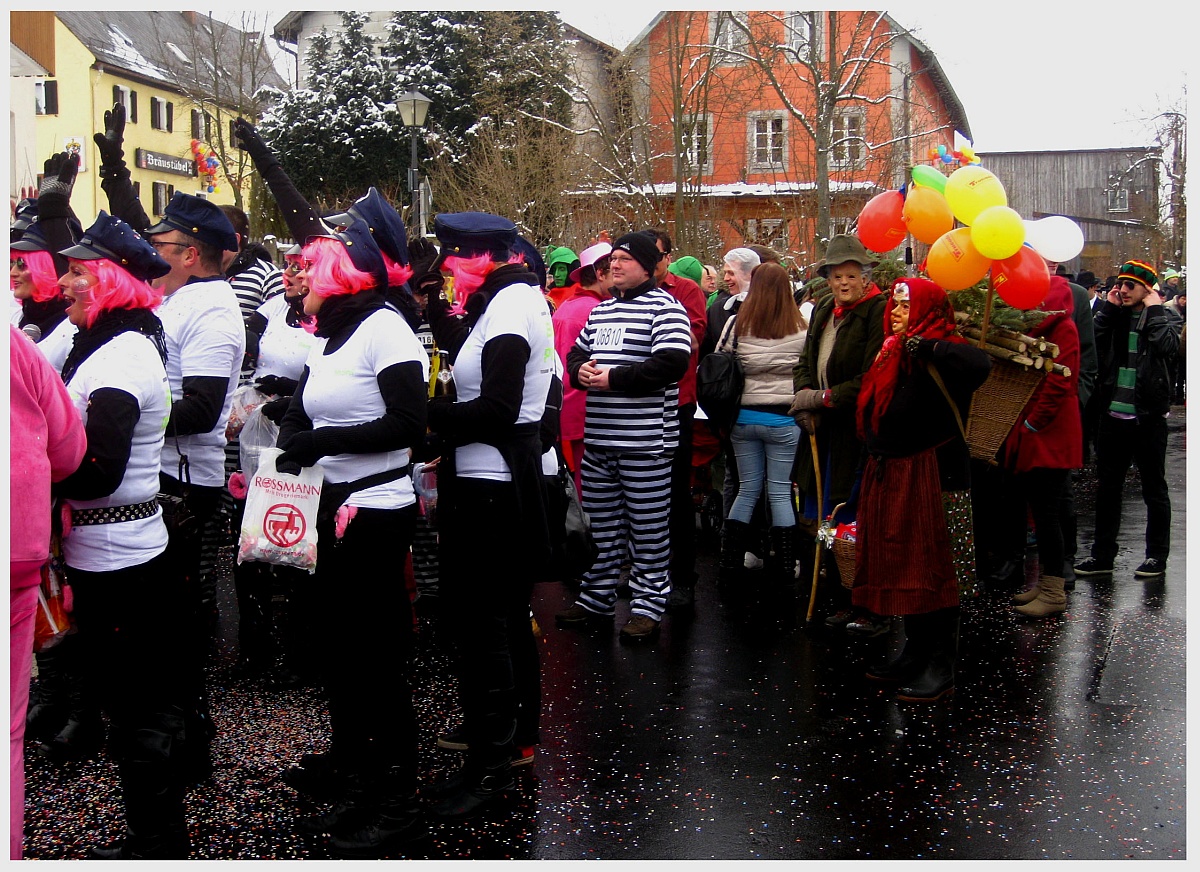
[
  {"x1": 1091, "y1": 414, "x2": 1171, "y2": 562},
  {"x1": 316, "y1": 505, "x2": 418, "y2": 779},
  {"x1": 669, "y1": 403, "x2": 698, "y2": 590},
  {"x1": 440, "y1": 478, "x2": 540, "y2": 768},
  {"x1": 1014, "y1": 467, "x2": 1069, "y2": 577},
  {"x1": 68, "y1": 550, "x2": 190, "y2": 850}
]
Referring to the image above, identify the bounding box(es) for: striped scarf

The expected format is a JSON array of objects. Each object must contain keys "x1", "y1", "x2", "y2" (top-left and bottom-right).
[{"x1": 1109, "y1": 323, "x2": 1140, "y2": 416}]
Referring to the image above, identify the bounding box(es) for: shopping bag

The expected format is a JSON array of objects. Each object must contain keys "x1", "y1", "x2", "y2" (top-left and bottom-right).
[
  {"x1": 225, "y1": 384, "x2": 268, "y2": 440},
  {"x1": 237, "y1": 447, "x2": 321, "y2": 574},
  {"x1": 238, "y1": 405, "x2": 281, "y2": 477}
]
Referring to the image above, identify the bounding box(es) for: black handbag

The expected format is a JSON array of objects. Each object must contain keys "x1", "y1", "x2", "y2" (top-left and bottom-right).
[
  {"x1": 696, "y1": 315, "x2": 744, "y2": 432},
  {"x1": 548, "y1": 460, "x2": 598, "y2": 582}
]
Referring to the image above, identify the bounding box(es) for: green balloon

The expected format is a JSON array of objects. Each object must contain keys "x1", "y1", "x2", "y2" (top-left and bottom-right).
[{"x1": 912, "y1": 164, "x2": 947, "y2": 193}]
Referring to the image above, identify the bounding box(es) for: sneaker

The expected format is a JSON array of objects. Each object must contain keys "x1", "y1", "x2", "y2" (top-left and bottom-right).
[
  {"x1": 1074, "y1": 557, "x2": 1114, "y2": 576},
  {"x1": 436, "y1": 726, "x2": 469, "y2": 751},
  {"x1": 845, "y1": 613, "x2": 892, "y2": 638},
  {"x1": 510, "y1": 746, "x2": 535, "y2": 768},
  {"x1": 619, "y1": 614, "x2": 660, "y2": 641},
  {"x1": 555, "y1": 604, "x2": 613, "y2": 628},
  {"x1": 823, "y1": 608, "x2": 855, "y2": 628},
  {"x1": 1134, "y1": 558, "x2": 1166, "y2": 578},
  {"x1": 666, "y1": 586, "x2": 695, "y2": 612}
]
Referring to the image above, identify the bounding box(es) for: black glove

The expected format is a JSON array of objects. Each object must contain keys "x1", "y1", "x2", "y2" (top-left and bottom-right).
[
  {"x1": 408, "y1": 237, "x2": 439, "y2": 278},
  {"x1": 93, "y1": 103, "x2": 126, "y2": 177},
  {"x1": 905, "y1": 335, "x2": 933, "y2": 358},
  {"x1": 275, "y1": 458, "x2": 302, "y2": 477},
  {"x1": 261, "y1": 396, "x2": 292, "y2": 425},
  {"x1": 277, "y1": 430, "x2": 321, "y2": 469},
  {"x1": 255, "y1": 374, "x2": 299, "y2": 397},
  {"x1": 38, "y1": 152, "x2": 79, "y2": 200},
  {"x1": 234, "y1": 117, "x2": 277, "y2": 168}
]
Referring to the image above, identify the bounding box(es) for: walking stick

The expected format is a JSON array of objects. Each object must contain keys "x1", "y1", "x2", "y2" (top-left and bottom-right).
[{"x1": 805, "y1": 430, "x2": 824, "y2": 622}]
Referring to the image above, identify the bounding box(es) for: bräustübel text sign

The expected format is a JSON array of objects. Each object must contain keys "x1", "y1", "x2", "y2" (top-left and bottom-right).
[{"x1": 135, "y1": 148, "x2": 196, "y2": 177}]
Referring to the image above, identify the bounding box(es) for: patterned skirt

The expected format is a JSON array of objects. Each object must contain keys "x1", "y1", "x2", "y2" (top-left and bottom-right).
[{"x1": 851, "y1": 446, "x2": 977, "y2": 617}]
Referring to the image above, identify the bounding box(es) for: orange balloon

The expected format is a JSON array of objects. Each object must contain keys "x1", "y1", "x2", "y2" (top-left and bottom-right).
[
  {"x1": 857, "y1": 190, "x2": 906, "y2": 253},
  {"x1": 925, "y1": 227, "x2": 992, "y2": 290},
  {"x1": 902, "y1": 186, "x2": 955, "y2": 245},
  {"x1": 991, "y1": 245, "x2": 1051, "y2": 310}
]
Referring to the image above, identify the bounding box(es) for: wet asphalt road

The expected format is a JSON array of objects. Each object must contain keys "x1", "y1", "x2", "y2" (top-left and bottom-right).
[{"x1": 23, "y1": 414, "x2": 1186, "y2": 860}]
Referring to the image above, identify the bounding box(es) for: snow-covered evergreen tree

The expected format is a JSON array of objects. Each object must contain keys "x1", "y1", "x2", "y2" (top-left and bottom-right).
[{"x1": 257, "y1": 13, "x2": 407, "y2": 209}]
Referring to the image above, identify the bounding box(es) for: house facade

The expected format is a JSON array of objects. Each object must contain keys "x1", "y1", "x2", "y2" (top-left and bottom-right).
[
  {"x1": 976, "y1": 148, "x2": 1164, "y2": 281},
  {"x1": 616, "y1": 10, "x2": 970, "y2": 267},
  {"x1": 10, "y1": 11, "x2": 284, "y2": 226}
]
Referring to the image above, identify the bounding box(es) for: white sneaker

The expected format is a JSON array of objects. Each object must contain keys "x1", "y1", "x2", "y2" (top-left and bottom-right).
[{"x1": 744, "y1": 552, "x2": 764, "y2": 570}]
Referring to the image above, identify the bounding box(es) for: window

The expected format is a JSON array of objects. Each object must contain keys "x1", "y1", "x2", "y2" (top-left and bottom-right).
[
  {"x1": 1107, "y1": 187, "x2": 1130, "y2": 212},
  {"x1": 152, "y1": 182, "x2": 174, "y2": 217},
  {"x1": 712, "y1": 11, "x2": 749, "y2": 58},
  {"x1": 748, "y1": 112, "x2": 787, "y2": 170},
  {"x1": 150, "y1": 97, "x2": 174, "y2": 132},
  {"x1": 831, "y1": 112, "x2": 865, "y2": 167},
  {"x1": 191, "y1": 109, "x2": 206, "y2": 141},
  {"x1": 681, "y1": 115, "x2": 713, "y2": 174},
  {"x1": 113, "y1": 84, "x2": 138, "y2": 123},
  {"x1": 746, "y1": 218, "x2": 789, "y2": 250},
  {"x1": 786, "y1": 11, "x2": 822, "y2": 61},
  {"x1": 35, "y1": 80, "x2": 59, "y2": 115},
  {"x1": 831, "y1": 216, "x2": 855, "y2": 237}
]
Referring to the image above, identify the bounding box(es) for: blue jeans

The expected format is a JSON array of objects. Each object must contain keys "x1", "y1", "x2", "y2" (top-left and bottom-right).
[{"x1": 728, "y1": 422, "x2": 800, "y2": 527}]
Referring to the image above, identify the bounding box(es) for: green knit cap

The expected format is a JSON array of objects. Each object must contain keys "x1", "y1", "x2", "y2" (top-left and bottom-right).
[{"x1": 668, "y1": 255, "x2": 703, "y2": 286}]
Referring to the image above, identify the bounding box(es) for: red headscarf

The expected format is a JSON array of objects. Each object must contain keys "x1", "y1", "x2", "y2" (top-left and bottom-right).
[{"x1": 856, "y1": 277, "x2": 965, "y2": 439}]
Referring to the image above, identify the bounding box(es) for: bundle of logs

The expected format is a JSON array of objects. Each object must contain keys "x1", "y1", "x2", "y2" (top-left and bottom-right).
[{"x1": 953, "y1": 311, "x2": 1073, "y2": 379}]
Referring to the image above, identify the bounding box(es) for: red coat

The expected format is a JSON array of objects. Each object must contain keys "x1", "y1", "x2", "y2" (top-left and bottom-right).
[
  {"x1": 660, "y1": 272, "x2": 706, "y2": 407},
  {"x1": 1002, "y1": 277, "x2": 1083, "y2": 472}
]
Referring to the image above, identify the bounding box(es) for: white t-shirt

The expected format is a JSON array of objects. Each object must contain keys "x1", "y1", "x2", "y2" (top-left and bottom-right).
[
  {"x1": 63, "y1": 331, "x2": 171, "y2": 572},
  {"x1": 301, "y1": 306, "x2": 429, "y2": 509},
  {"x1": 37, "y1": 316, "x2": 78, "y2": 375},
  {"x1": 253, "y1": 294, "x2": 325, "y2": 382},
  {"x1": 156, "y1": 278, "x2": 246, "y2": 486},
  {"x1": 9, "y1": 295, "x2": 24, "y2": 326},
  {"x1": 452, "y1": 281, "x2": 554, "y2": 481}
]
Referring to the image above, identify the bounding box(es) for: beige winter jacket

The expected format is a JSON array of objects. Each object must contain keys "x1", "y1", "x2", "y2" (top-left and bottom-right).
[{"x1": 731, "y1": 325, "x2": 808, "y2": 410}]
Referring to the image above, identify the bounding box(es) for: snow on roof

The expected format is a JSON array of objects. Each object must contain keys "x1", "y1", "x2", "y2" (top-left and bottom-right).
[{"x1": 567, "y1": 180, "x2": 879, "y2": 197}]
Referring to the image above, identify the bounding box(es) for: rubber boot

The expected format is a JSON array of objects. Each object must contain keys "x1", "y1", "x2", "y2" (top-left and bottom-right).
[
  {"x1": 1014, "y1": 574, "x2": 1066, "y2": 618},
  {"x1": 719, "y1": 519, "x2": 751, "y2": 587},
  {"x1": 428, "y1": 758, "x2": 516, "y2": 822},
  {"x1": 769, "y1": 527, "x2": 797, "y2": 591},
  {"x1": 865, "y1": 615, "x2": 925, "y2": 683},
  {"x1": 897, "y1": 608, "x2": 958, "y2": 702},
  {"x1": 1011, "y1": 579, "x2": 1042, "y2": 604}
]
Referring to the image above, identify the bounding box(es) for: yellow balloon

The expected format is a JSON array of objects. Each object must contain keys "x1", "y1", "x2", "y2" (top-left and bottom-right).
[
  {"x1": 970, "y1": 205, "x2": 1025, "y2": 260},
  {"x1": 943, "y1": 165, "x2": 1007, "y2": 225},
  {"x1": 926, "y1": 227, "x2": 992, "y2": 291}
]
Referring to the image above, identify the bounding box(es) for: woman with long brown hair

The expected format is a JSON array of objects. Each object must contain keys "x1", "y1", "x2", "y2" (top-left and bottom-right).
[{"x1": 721, "y1": 262, "x2": 808, "y2": 587}]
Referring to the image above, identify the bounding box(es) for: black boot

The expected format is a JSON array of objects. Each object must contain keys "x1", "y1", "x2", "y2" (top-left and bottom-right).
[
  {"x1": 768, "y1": 527, "x2": 797, "y2": 590},
  {"x1": 297, "y1": 771, "x2": 372, "y2": 837},
  {"x1": 39, "y1": 639, "x2": 105, "y2": 763},
  {"x1": 897, "y1": 607, "x2": 959, "y2": 702},
  {"x1": 282, "y1": 750, "x2": 346, "y2": 801},
  {"x1": 865, "y1": 615, "x2": 925, "y2": 683},
  {"x1": 427, "y1": 759, "x2": 515, "y2": 822},
  {"x1": 719, "y1": 519, "x2": 751, "y2": 587},
  {"x1": 328, "y1": 767, "x2": 426, "y2": 859}
]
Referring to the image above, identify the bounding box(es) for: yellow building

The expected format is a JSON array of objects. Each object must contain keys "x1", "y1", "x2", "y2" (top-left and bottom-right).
[{"x1": 11, "y1": 11, "x2": 286, "y2": 225}]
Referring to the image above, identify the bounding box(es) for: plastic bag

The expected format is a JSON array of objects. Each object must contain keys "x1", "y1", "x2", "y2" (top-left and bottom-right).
[
  {"x1": 237, "y1": 448, "x2": 321, "y2": 574},
  {"x1": 225, "y1": 384, "x2": 268, "y2": 440},
  {"x1": 239, "y1": 405, "x2": 280, "y2": 477},
  {"x1": 412, "y1": 461, "x2": 438, "y2": 527},
  {"x1": 33, "y1": 557, "x2": 74, "y2": 653}
]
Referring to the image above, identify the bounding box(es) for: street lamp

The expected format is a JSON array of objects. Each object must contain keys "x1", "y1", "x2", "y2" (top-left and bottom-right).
[{"x1": 397, "y1": 90, "x2": 432, "y2": 237}]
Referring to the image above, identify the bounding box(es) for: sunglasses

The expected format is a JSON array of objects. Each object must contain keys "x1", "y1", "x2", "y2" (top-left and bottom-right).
[
  {"x1": 12, "y1": 257, "x2": 26, "y2": 270},
  {"x1": 1119, "y1": 279, "x2": 1143, "y2": 291},
  {"x1": 283, "y1": 262, "x2": 302, "y2": 275}
]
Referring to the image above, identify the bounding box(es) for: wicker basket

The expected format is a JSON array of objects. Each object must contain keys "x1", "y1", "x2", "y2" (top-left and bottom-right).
[
  {"x1": 831, "y1": 538, "x2": 857, "y2": 590},
  {"x1": 965, "y1": 357, "x2": 1045, "y2": 462}
]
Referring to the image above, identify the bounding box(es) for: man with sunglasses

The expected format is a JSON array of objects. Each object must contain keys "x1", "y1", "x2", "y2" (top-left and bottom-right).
[{"x1": 1075, "y1": 261, "x2": 1181, "y2": 579}]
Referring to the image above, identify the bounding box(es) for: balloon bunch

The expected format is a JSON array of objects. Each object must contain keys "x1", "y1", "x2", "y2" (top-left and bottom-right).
[
  {"x1": 927, "y1": 143, "x2": 980, "y2": 167},
  {"x1": 856, "y1": 163, "x2": 1085, "y2": 310},
  {"x1": 190, "y1": 139, "x2": 220, "y2": 194}
]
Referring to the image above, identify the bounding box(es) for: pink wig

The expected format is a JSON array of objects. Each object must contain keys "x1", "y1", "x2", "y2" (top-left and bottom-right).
[
  {"x1": 72, "y1": 258, "x2": 163, "y2": 329},
  {"x1": 301, "y1": 237, "x2": 376, "y2": 298},
  {"x1": 382, "y1": 253, "x2": 414, "y2": 289},
  {"x1": 444, "y1": 252, "x2": 500, "y2": 315},
  {"x1": 12, "y1": 250, "x2": 62, "y2": 303}
]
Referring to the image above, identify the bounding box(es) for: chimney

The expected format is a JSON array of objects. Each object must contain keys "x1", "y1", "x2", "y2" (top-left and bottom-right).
[{"x1": 183, "y1": 11, "x2": 196, "y2": 26}]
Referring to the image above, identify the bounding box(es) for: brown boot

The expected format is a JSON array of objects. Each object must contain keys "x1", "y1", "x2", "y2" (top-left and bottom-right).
[
  {"x1": 1014, "y1": 575, "x2": 1066, "y2": 617},
  {"x1": 1011, "y1": 579, "x2": 1042, "y2": 604}
]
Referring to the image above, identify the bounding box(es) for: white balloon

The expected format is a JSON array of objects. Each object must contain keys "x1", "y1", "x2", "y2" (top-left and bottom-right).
[{"x1": 1023, "y1": 215, "x2": 1084, "y2": 262}]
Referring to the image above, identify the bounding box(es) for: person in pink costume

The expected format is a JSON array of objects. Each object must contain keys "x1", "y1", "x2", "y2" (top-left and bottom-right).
[{"x1": 9, "y1": 324, "x2": 86, "y2": 859}]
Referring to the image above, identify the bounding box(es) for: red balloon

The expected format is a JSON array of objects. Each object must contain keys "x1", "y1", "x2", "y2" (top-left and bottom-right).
[
  {"x1": 991, "y1": 245, "x2": 1051, "y2": 310},
  {"x1": 857, "y1": 190, "x2": 906, "y2": 253}
]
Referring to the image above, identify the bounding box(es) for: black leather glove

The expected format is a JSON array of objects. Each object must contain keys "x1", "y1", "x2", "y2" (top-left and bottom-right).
[
  {"x1": 255, "y1": 374, "x2": 299, "y2": 397},
  {"x1": 277, "y1": 430, "x2": 321, "y2": 469},
  {"x1": 260, "y1": 396, "x2": 292, "y2": 425},
  {"x1": 93, "y1": 103, "x2": 127, "y2": 177},
  {"x1": 234, "y1": 117, "x2": 278, "y2": 169},
  {"x1": 38, "y1": 152, "x2": 79, "y2": 200},
  {"x1": 408, "y1": 236, "x2": 439, "y2": 277}
]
